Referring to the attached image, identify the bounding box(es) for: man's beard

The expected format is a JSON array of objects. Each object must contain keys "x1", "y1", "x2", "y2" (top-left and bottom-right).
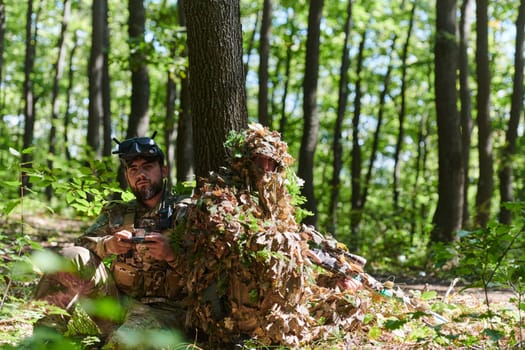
[{"x1": 132, "y1": 179, "x2": 163, "y2": 202}]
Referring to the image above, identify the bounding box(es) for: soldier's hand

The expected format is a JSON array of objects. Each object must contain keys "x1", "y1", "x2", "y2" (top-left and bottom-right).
[
  {"x1": 105, "y1": 230, "x2": 134, "y2": 255},
  {"x1": 141, "y1": 233, "x2": 175, "y2": 262}
]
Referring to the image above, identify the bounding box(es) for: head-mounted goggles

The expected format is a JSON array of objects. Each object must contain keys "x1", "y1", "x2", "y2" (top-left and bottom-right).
[{"x1": 112, "y1": 132, "x2": 164, "y2": 164}]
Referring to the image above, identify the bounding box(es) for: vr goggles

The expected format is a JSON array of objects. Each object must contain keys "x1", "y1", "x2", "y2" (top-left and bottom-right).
[{"x1": 112, "y1": 132, "x2": 164, "y2": 164}]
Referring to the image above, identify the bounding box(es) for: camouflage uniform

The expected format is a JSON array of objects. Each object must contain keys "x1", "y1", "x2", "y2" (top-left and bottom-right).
[
  {"x1": 35, "y1": 136, "x2": 188, "y2": 349},
  {"x1": 34, "y1": 194, "x2": 188, "y2": 348},
  {"x1": 176, "y1": 123, "x2": 365, "y2": 347}
]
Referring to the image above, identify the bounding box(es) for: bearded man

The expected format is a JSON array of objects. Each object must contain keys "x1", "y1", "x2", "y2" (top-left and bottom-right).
[{"x1": 33, "y1": 134, "x2": 188, "y2": 348}]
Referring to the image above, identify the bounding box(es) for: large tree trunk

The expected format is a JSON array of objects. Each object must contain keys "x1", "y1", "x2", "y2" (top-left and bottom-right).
[
  {"x1": 176, "y1": 0, "x2": 194, "y2": 183},
  {"x1": 474, "y1": 0, "x2": 493, "y2": 228},
  {"x1": 431, "y1": 0, "x2": 463, "y2": 243},
  {"x1": 499, "y1": 0, "x2": 525, "y2": 224},
  {"x1": 459, "y1": 0, "x2": 474, "y2": 227},
  {"x1": 298, "y1": 0, "x2": 324, "y2": 227},
  {"x1": 46, "y1": 0, "x2": 70, "y2": 201},
  {"x1": 127, "y1": 0, "x2": 150, "y2": 138},
  {"x1": 184, "y1": 0, "x2": 248, "y2": 180},
  {"x1": 257, "y1": 0, "x2": 272, "y2": 127},
  {"x1": 328, "y1": 0, "x2": 352, "y2": 237}
]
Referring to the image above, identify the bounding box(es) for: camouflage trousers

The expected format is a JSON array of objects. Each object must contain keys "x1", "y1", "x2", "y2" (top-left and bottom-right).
[{"x1": 34, "y1": 246, "x2": 187, "y2": 348}]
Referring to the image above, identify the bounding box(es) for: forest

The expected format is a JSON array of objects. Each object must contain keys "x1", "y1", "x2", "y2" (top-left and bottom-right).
[{"x1": 0, "y1": 0, "x2": 524, "y2": 348}]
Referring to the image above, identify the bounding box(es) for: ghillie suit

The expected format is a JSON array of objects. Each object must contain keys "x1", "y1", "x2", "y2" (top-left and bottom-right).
[{"x1": 175, "y1": 124, "x2": 373, "y2": 347}]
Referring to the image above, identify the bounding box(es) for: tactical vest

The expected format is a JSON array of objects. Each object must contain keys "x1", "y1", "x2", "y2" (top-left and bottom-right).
[{"x1": 107, "y1": 198, "x2": 184, "y2": 301}]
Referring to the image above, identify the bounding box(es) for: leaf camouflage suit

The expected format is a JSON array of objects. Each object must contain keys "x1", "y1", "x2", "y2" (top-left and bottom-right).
[{"x1": 173, "y1": 123, "x2": 373, "y2": 347}]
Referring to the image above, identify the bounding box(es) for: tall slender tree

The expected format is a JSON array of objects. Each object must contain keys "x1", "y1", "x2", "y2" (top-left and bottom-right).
[
  {"x1": 0, "y1": 0, "x2": 5, "y2": 87},
  {"x1": 298, "y1": 0, "x2": 324, "y2": 227},
  {"x1": 278, "y1": 13, "x2": 297, "y2": 137},
  {"x1": 459, "y1": 0, "x2": 474, "y2": 227},
  {"x1": 184, "y1": 0, "x2": 248, "y2": 180},
  {"x1": 64, "y1": 32, "x2": 79, "y2": 162},
  {"x1": 21, "y1": 0, "x2": 37, "y2": 193},
  {"x1": 393, "y1": 1, "x2": 416, "y2": 210},
  {"x1": 499, "y1": 0, "x2": 525, "y2": 224},
  {"x1": 328, "y1": 0, "x2": 352, "y2": 237},
  {"x1": 87, "y1": 0, "x2": 109, "y2": 156},
  {"x1": 46, "y1": 0, "x2": 70, "y2": 201},
  {"x1": 258, "y1": 0, "x2": 272, "y2": 127},
  {"x1": 474, "y1": 0, "x2": 493, "y2": 228},
  {"x1": 127, "y1": 0, "x2": 150, "y2": 139},
  {"x1": 350, "y1": 31, "x2": 366, "y2": 248},
  {"x1": 431, "y1": 0, "x2": 463, "y2": 243},
  {"x1": 175, "y1": 0, "x2": 194, "y2": 183}
]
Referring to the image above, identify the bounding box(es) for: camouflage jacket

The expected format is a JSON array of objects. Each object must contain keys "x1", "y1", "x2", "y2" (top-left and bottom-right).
[{"x1": 77, "y1": 195, "x2": 186, "y2": 301}]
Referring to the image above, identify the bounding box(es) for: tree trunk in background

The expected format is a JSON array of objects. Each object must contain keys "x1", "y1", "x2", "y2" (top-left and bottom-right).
[
  {"x1": 87, "y1": 0, "x2": 107, "y2": 155},
  {"x1": 101, "y1": 7, "x2": 111, "y2": 158},
  {"x1": 298, "y1": 0, "x2": 324, "y2": 227},
  {"x1": 176, "y1": 0, "x2": 194, "y2": 183},
  {"x1": 64, "y1": 32, "x2": 79, "y2": 162},
  {"x1": 431, "y1": 0, "x2": 463, "y2": 244},
  {"x1": 21, "y1": 0, "x2": 36, "y2": 193},
  {"x1": 474, "y1": 0, "x2": 493, "y2": 228},
  {"x1": 350, "y1": 31, "x2": 366, "y2": 250},
  {"x1": 278, "y1": 13, "x2": 296, "y2": 137},
  {"x1": 328, "y1": 0, "x2": 352, "y2": 237},
  {"x1": 127, "y1": 0, "x2": 150, "y2": 138},
  {"x1": 393, "y1": 1, "x2": 416, "y2": 211},
  {"x1": 499, "y1": 0, "x2": 525, "y2": 224},
  {"x1": 0, "y1": 0, "x2": 5, "y2": 87},
  {"x1": 46, "y1": 0, "x2": 70, "y2": 201},
  {"x1": 184, "y1": 0, "x2": 248, "y2": 180},
  {"x1": 258, "y1": 0, "x2": 272, "y2": 127},
  {"x1": 165, "y1": 66, "x2": 177, "y2": 189},
  {"x1": 459, "y1": 0, "x2": 474, "y2": 227},
  {"x1": 244, "y1": 11, "x2": 258, "y2": 81},
  {"x1": 363, "y1": 34, "x2": 396, "y2": 208}
]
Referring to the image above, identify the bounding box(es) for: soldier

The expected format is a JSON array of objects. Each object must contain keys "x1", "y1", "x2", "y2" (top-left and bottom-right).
[
  {"x1": 175, "y1": 123, "x2": 365, "y2": 348},
  {"x1": 34, "y1": 134, "x2": 188, "y2": 348}
]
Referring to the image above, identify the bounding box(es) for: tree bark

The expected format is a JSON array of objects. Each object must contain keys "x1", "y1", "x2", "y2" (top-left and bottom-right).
[
  {"x1": 87, "y1": 0, "x2": 108, "y2": 155},
  {"x1": 64, "y1": 32, "x2": 79, "y2": 162},
  {"x1": 474, "y1": 0, "x2": 493, "y2": 228},
  {"x1": 431, "y1": 0, "x2": 463, "y2": 243},
  {"x1": 21, "y1": 0, "x2": 36, "y2": 193},
  {"x1": 257, "y1": 0, "x2": 272, "y2": 127},
  {"x1": 127, "y1": 0, "x2": 150, "y2": 138},
  {"x1": 298, "y1": 0, "x2": 324, "y2": 227},
  {"x1": 499, "y1": 0, "x2": 525, "y2": 224},
  {"x1": 184, "y1": 0, "x2": 248, "y2": 180},
  {"x1": 459, "y1": 0, "x2": 474, "y2": 227},
  {"x1": 0, "y1": 0, "x2": 5, "y2": 86},
  {"x1": 350, "y1": 31, "x2": 366, "y2": 248},
  {"x1": 176, "y1": 0, "x2": 194, "y2": 184}
]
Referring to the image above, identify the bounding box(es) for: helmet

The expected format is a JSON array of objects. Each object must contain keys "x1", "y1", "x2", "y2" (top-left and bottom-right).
[{"x1": 112, "y1": 132, "x2": 164, "y2": 165}]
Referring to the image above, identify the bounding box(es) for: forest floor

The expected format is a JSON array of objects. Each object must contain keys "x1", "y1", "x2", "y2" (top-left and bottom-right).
[{"x1": 1, "y1": 214, "x2": 521, "y2": 349}]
